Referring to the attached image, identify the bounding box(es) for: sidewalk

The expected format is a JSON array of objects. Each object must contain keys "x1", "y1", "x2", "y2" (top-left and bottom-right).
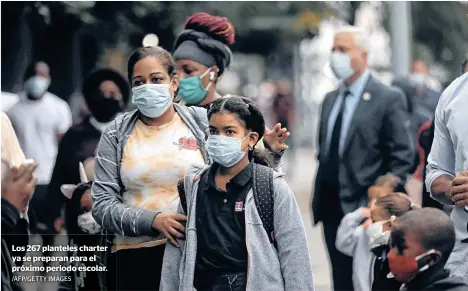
[{"x1": 283, "y1": 148, "x2": 332, "y2": 291}]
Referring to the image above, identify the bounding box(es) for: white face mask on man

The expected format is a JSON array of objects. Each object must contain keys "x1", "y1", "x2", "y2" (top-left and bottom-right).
[
  {"x1": 25, "y1": 76, "x2": 50, "y2": 99},
  {"x1": 330, "y1": 52, "x2": 355, "y2": 80}
]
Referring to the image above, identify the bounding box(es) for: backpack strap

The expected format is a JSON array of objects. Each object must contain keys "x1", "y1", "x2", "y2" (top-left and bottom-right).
[
  {"x1": 252, "y1": 163, "x2": 277, "y2": 248},
  {"x1": 177, "y1": 178, "x2": 188, "y2": 215}
]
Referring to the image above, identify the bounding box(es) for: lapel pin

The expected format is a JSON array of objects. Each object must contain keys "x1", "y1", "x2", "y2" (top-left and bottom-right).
[{"x1": 363, "y1": 92, "x2": 371, "y2": 101}]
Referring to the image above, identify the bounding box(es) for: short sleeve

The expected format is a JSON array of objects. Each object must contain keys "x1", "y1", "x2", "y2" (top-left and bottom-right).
[{"x1": 56, "y1": 100, "x2": 73, "y2": 134}]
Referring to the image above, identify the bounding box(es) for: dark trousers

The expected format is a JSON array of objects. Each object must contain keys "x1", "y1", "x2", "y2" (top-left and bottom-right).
[
  {"x1": 195, "y1": 272, "x2": 247, "y2": 291},
  {"x1": 319, "y1": 181, "x2": 354, "y2": 291},
  {"x1": 106, "y1": 244, "x2": 165, "y2": 291},
  {"x1": 323, "y1": 218, "x2": 354, "y2": 291}
]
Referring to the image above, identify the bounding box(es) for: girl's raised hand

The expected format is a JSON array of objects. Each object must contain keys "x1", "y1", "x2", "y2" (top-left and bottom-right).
[{"x1": 263, "y1": 123, "x2": 290, "y2": 152}]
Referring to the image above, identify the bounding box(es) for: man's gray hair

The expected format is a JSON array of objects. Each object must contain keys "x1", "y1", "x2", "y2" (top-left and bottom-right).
[{"x1": 335, "y1": 26, "x2": 369, "y2": 52}]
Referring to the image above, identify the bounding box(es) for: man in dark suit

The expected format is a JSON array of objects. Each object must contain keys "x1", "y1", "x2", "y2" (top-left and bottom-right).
[{"x1": 312, "y1": 26, "x2": 414, "y2": 291}]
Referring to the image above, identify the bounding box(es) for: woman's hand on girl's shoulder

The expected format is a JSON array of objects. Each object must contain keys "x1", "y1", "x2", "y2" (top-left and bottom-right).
[{"x1": 152, "y1": 212, "x2": 187, "y2": 247}]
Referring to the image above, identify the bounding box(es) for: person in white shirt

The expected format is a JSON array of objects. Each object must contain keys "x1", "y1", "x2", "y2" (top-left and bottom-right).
[
  {"x1": 1, "y1": 91, "x2": 20, "y2": 112},
  {"x1": 7, "y1": 61, "x2": 72, "y2": 250},
  {"x1": 426, "y1": 73, "x2": 468, "y2": 283}
]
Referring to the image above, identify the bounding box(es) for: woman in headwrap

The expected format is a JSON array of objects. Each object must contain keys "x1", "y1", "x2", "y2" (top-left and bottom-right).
[{"x1": 173, "y1": 12, "x2": 289, "y2": 157}]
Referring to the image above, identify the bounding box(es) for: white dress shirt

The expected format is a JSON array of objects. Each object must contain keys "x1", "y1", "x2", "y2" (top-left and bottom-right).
[{"x1": 426, "y1": 73, "x2": 468, "y2": 283}]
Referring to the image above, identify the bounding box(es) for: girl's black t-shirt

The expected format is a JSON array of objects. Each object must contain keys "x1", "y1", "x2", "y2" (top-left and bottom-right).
[{"x1": 194, "y1": 163, "x2": 252, "y2": 286}]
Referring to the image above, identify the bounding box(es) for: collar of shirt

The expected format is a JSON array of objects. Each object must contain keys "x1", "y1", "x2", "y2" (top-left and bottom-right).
[
  {"x1": 206, "y1": 162, "x2": 252, "y2": 191},
  {"x1": 340, "y1": 68, "x2": 371, "y2": 98}
]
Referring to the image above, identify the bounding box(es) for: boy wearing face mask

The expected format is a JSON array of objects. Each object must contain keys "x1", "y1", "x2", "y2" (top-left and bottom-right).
[
  {"x1": 388, "y1": 208, "x2": 467, "y2": 291},
  {"x1": 336, "y1": 174, "x2": 398, "y2": 291}
]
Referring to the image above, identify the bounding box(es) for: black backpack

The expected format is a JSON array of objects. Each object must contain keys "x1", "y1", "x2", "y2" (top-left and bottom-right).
[{"x1": 177, "y1": 163, "x2": 277, "y2": 248}]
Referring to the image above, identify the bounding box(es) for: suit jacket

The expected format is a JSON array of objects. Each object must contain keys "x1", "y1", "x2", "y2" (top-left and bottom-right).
[
  {"x1": 416, "y1": 87, "x2": 440, "y2": 114},
  {"x1": 313, "y1": 75, "x2": 414, "y2": 224}
]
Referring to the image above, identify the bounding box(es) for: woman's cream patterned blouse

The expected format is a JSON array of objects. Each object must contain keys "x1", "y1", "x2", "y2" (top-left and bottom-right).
[{"x1": 113, "y1": 113, "x2": 205, "y2": 252}]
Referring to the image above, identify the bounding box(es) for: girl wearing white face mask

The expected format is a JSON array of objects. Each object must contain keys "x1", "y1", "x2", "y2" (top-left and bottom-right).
[
  {"x1": 160, "y1": 97, "x2": 314, "y2": 291},
  {"x1": 336, "y1": 189, "x2": 420, "y2": 291}
]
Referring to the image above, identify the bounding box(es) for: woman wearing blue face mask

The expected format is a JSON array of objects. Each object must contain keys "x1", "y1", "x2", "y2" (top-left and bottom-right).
[
  {"x1": 160, "y1": 97, "x2": 314, "y2": 291},
  {"x1": 91, "y1": 46, "x2": 212, "y2": 291}
]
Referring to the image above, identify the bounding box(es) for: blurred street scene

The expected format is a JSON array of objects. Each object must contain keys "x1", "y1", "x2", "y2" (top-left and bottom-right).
[{"x1": 2, "y1": 1, "x2": 468, "y2": 291}]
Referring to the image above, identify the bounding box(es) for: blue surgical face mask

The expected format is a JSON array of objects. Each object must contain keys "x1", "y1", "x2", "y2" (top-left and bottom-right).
[
  {"x1": 25, "y1": 76, "x2": 50, "y2": 99},
  {"x1": 132, "y1": 84, "x2": 172, "y2": 118},
  {"x1": 206, "y1": 134, "x2": 249, "y2": 168},
  {"x1": 330, "y1": 52, "x2": 355, "y2": 80},
  {"x1": 178, "y1": 68, "x2": 212, "y2": 105}
]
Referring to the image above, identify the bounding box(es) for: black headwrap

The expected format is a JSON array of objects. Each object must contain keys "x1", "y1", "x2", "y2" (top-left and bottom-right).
[{"x1": 173, "y1": 29, "x2": 232, "y2": 76}]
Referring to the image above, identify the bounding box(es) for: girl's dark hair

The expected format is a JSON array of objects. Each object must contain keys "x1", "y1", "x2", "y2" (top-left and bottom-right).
[
  {"x1": 375, "y1": 193, "x2": 421, "y2": 217},
  {"x1": 208, "y1": 96, "x2": 270, "y2": 166},
  {"x1": 127, "y1": 46, "x2": 176, "y2": 84}
]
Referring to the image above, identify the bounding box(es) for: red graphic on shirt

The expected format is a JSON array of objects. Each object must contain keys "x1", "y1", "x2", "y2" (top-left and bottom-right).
[
  {"x1": 177, "y1": 137, "x2": 199, "y2": 151},
  {"x1": 235, "y1": 201, "x2": 244, "y2": 212}
]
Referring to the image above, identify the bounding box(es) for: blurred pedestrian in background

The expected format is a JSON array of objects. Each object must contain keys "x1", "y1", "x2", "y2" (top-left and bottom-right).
[
  {"x1": 391, "y1": 77, "x2": 433, "y2": 176},
  {"x1": 47, "y1": 68, "x2": 130, "y2": 233},
  {"x1": 409, "y1": 60, "x2": 441, "y2": 114},
  {"x1": 1, "y1": 91, "x2": 20, "y2": 113},
  {"x1": 6, "y1": 61, "x2": 72, "y2": 255},
  {"x1": 313, "y1": 26, "x2": 414, "y2": 291},
  {"x1": 272, "y1": 80, "x2": 294, "y2": 141},
  {"x1": 46, "y1": 68, "x2": 130, "y2": 291},
  {"x1": 426, "y1": 72, "x2": 468, "y2": 284}
]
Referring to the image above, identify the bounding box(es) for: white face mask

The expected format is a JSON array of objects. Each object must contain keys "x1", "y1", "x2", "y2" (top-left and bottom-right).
[
  {"x1": 409, "y1": 73, "x2": 426, "y2": 88},
  {"x1": 206, "y1": 134, "x2": 250, "y2": 168},
  {"x1": 25, "y1": 76, "x2": 50, "y2": 99},
  {"x1": 367, "y1": 216, "x2": 395, "y2": 248},
  {"x1": 77, "y1": 211, "x2": 102, "y2": 234},
  {"x1": 132, "y1": 84, "x2": 172, "y2": 118},
  {"x1": 330, "y1": 52, "x2": 355, "y2": 80}
]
